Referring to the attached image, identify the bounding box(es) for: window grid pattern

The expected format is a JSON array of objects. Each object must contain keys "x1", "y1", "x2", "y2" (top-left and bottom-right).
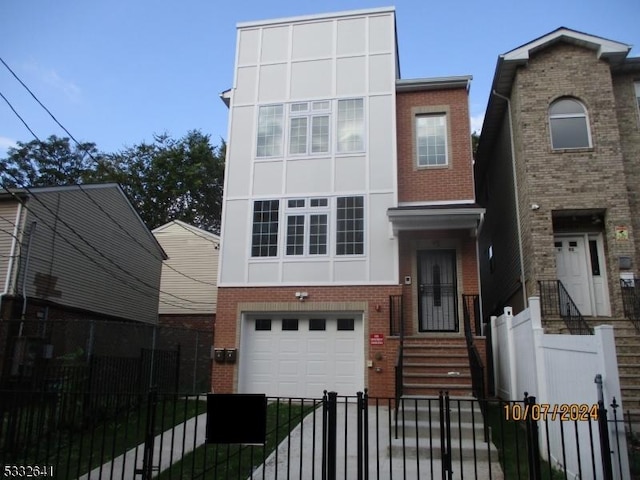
[
  {"x1": 289, "y1": 117, "x2": 308, "y2": 154},
  {"x1": 309, "y1": 214, "x2": 328, "y2": 255},
  {"x1": 548, "y1": 98, "x2": 591, "y2": 149},
  {"x1": 257, "y1": 105, "x2": 283, "y2": 157},
  {"x1": 311, "y1": 116, "x2": 329, "y2": 153},
  {"x1": 288, "y1": 102, "x2": 330, "y2": 155},
  {"x1": 286, "y1": 215, "x2": 305, "y2": 255},
  {"x1": 416, "y1": 114, "x2": 447, "y2": 166},
  {"x1": 251, "y1": 200, "x2": 279, "y2": 257},
  {"x1": 337, "y1": 99, "x2": 364, "y2": 153},
  {"x1": 285, "y1": 198, "x2": 329, "y2": 257},
  {"x1": 336, "y1": 196, "x2": 364, "y2": 255}
]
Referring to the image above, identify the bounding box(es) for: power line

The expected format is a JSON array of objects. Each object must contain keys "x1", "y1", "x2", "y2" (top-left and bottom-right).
[
  {"x1": 0, "y1": 90, "x2": 215, "y2": 307},
  {"x1": 0, "y1": 57, "x2": 221, "y2": 288},
  {"x1": 1, "y1": 183, "x2": 212, "y2": 312}
]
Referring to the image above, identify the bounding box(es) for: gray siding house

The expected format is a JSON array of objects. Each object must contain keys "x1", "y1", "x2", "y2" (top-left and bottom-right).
[{"x1": 0, "y1": 183, "x2": 167, "y2": 324}]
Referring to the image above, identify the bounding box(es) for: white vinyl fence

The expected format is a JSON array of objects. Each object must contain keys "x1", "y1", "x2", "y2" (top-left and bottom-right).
[{"x1": 491, "y1": 297, "x2": 630, "y2": 479}]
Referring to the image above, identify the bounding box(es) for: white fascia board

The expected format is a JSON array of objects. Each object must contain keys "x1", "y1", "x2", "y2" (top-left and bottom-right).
[
  {"x1": 237, "y1": 6, "x2": 395, "y2": 29},
  {"x1": 503, "y1": 28, "x2": 631, "y2": 62}
]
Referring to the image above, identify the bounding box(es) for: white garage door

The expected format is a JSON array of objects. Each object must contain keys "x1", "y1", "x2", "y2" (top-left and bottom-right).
[{"x1": 239, "y1": 315, "x2": 365, "y2": 398}]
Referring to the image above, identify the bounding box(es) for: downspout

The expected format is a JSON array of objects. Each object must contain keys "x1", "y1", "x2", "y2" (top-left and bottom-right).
[
  {"x1": 19, "y1": 221, "x2": 37, "y2": 335},
  {"x1": 491, "y1": 90, "x2": 528, "y2": 309}
]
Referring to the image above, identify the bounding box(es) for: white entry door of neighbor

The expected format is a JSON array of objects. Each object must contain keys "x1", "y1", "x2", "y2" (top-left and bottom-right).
[
  {"x1": 239, "y1": 315, "x2": 364, "y2": 398},
  {"x1": 555, "y1": 237, "x2": 592, "y2": 315},
  {"x1": 554, "y1": 235, "x2": 610, "y2": 317}
]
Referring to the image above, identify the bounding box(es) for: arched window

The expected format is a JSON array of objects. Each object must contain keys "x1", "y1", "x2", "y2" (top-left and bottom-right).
[{"x1": 548, "y1": 98, "x2": 591, "y2": 149}]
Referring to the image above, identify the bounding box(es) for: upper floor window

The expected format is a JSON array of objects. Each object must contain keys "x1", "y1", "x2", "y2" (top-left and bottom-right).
[
  {"x1": 548, "y1": 98, "x2": 591, "y2": 150},
  {"x1": 251, "y1": 200, "x2": 279, "y2": 257},
  {"x1": 336, "y1": 196, "x2": 364, "y2": 255},
  {"x1": 289, "y1": 102, "x2": 330, "y2": 155},
  {"x1": 337, "y1": 99, "x2": 364, "y2": 153},
  {"x1": 416, "y1": 114, "x2": 448, "y2": 167},
  {"x1": 257, "y1": 105, "x2": 284, "y2": 157}
]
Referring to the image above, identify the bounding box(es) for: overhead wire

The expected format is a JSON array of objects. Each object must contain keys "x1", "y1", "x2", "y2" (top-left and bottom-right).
[
  {"x1": 0, "y1": 56, "x2": 221, "y2": 288},
  {"x1": 0, "y1": 92, "x2": 215, "y2": 309}
]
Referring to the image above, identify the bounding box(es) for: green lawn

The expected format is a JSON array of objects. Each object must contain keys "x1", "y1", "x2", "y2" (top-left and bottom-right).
[
  {"x1": 486, "y1": 401, "x2": 564, "y2": 480},
  {"x1": 158, "y1": 399, "x2": 318, "y2": 479},
  {"x1": 1, "y1": 393, "x2": 205, "y2": 479}
]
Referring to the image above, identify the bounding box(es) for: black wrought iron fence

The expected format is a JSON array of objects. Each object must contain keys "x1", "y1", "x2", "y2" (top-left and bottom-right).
[
  {"x1": 1, "y1": 388, "x2": 630, "y2": 479},
  {"x1": 0, "y1": 318, "x2": 212, "y2": 393}
]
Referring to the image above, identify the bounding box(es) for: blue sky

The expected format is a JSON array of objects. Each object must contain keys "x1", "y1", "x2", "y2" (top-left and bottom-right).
[{"x1": 1, "y1": 0, "x2": 639, "y2": 159}]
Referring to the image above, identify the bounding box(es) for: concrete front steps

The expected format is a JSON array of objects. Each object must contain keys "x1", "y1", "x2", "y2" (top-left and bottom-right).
[
  {"x1": 391, "y1": 397, "x2": 501, "y2": 475},
  {"x1": 401, "y1": 337, "x2": 474, "y2": 397}
]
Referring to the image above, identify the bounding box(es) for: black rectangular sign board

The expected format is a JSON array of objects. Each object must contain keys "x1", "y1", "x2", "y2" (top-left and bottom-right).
[{"x1": 206, "y1": 393, "x2": 267, "y2": 444}]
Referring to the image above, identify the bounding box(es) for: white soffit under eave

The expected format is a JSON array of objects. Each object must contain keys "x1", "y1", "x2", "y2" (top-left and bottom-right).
[{"x1": 503, "y1": 28, "x2": 631, "y2": 63}]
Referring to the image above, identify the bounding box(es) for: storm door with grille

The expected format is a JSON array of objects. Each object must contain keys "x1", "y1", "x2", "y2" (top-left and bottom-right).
[{"x1": 418, "y1": 250, "x2": 458, "y2": 332}]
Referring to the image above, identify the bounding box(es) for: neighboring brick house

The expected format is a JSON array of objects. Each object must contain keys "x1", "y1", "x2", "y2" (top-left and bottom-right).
[
  {"x1": 153, "y1": 220, "x2": 219, "y2": 330},
  {"x1": 214, "y1": 7, "x2": 485, "y2": 399},
  {"x1": 476, "y1": 27, "x2": 640, "y2": 320},
  {"x1": 0, "y1": 183, "x2": 167, "y2": 380},
  {"x1": 475, "y1": 28, "x2": 640, "y2": 404}
]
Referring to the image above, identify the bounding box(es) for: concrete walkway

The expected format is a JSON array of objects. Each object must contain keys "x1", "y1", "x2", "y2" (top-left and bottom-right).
[
  {"x1": 78, "y1": 412, "x2": 207, "y2": 480},
  {"x1": 80, "y1": 400, "x2": 503, "y2": 479},
  {"x1": 249, "y1": 401, "x2": 504, "y2": 480}
]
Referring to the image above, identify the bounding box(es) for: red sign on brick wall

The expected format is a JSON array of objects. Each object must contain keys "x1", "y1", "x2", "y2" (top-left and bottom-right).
[{"x1": 370, "y1": 333, "x2": 384, "y2": 346}]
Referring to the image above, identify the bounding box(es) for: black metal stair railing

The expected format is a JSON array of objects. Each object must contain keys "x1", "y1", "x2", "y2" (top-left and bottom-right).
[
  {"x1": 620, "y1": 278, "x2": 640, "y2": 332},
  {"x1": 390, "y1": 295, "x2": 404, "y2": 403},
  {"x1": 462, "y1": 294, "x2": 485, "y2": 402},
  {"x1": 538, "y1": 280, "x2": 593, "y2": 335}
]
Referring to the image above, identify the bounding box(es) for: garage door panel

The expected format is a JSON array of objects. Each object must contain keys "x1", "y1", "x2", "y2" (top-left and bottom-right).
[{"x1": 241, "y1": 314, "x2": 364, "y2": 397}]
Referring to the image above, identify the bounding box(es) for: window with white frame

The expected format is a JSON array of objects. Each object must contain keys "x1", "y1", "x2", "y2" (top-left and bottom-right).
[
  {"x1": 416, "y1": 114, "x2": 448, "y2": 167},
  {"x1": 336, "y1": 196, "x2": 364, "y2": 255},
  {"x1": 256, "y1": 105, "x2": 284, "y2": 157},
  {"x1": 337, "y1": 99, "x2": 364, "y2": 153},
  {"x1": 251, "y1": 200, "x2": 279, "y2": 257},
  {"x1": 288, "y1": 102, "x2": 330, "y2": 155},
  {"x1": 548, "y1": 98, "x2": 591, "y2": 149},
  {"x1": 285, "y1": 198, "x2": 329, "y2": 256}
]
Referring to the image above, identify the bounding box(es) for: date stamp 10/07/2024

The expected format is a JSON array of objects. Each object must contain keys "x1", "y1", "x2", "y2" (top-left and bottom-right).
[
  {"x1": 2, "y1": 466, "x2": 54, "y2": 478},
  {"x1": 504, "y1": 403, "x2": 600, "y2": 422}
]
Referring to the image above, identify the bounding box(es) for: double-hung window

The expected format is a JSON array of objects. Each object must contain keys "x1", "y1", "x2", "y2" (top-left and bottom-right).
[
  {"x1": 337, "y1": 99, "x2": 364, "y2": 153},
  {"x1": 256, "y1": 105, "x2": 284, "y2": 157},
  {"x1": 289, "y1": 102, "x2": 330, "y2": 155},
  {"x1": 285, "y1": 198, "x2": 329, "y2": 256},
  {"x1": 548, "y1": 98, "x2": 591, "y2": 149},
  {"x1": 416, "y1": 114, "x2": 448, "y2": 167},
  {"x1": 336, "y1": 196, "x2": 364, "y2": 255},
  {"x1": 251, "y1": 200, "x2": 279, "y2": 257}
]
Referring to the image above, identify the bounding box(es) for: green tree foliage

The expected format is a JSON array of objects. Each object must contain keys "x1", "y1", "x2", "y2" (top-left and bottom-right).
[
  {"x1": 0, "y1": 131, "x2": 225, "y2": 233},
  {"x1": 1, "y1": 135, "x2": 100, "y2": 187},
  {"x1": 471, "y1": 131, "x2": 480, "y2": 160}
]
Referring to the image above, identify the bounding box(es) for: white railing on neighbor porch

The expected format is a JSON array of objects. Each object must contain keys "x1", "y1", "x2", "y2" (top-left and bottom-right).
[{"x1": 491, "y1": 297, "x2": 630, "y2": 480}]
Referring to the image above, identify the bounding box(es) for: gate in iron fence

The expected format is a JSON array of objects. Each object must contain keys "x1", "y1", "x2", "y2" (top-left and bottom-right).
[{"x1": 0, "y1": 389, "x2": 632, "y2": 479}]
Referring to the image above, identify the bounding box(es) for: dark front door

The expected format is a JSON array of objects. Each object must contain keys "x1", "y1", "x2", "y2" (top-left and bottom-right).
[{"x1": 418, "y1": 250, "x2": 458, "y2": 332}]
